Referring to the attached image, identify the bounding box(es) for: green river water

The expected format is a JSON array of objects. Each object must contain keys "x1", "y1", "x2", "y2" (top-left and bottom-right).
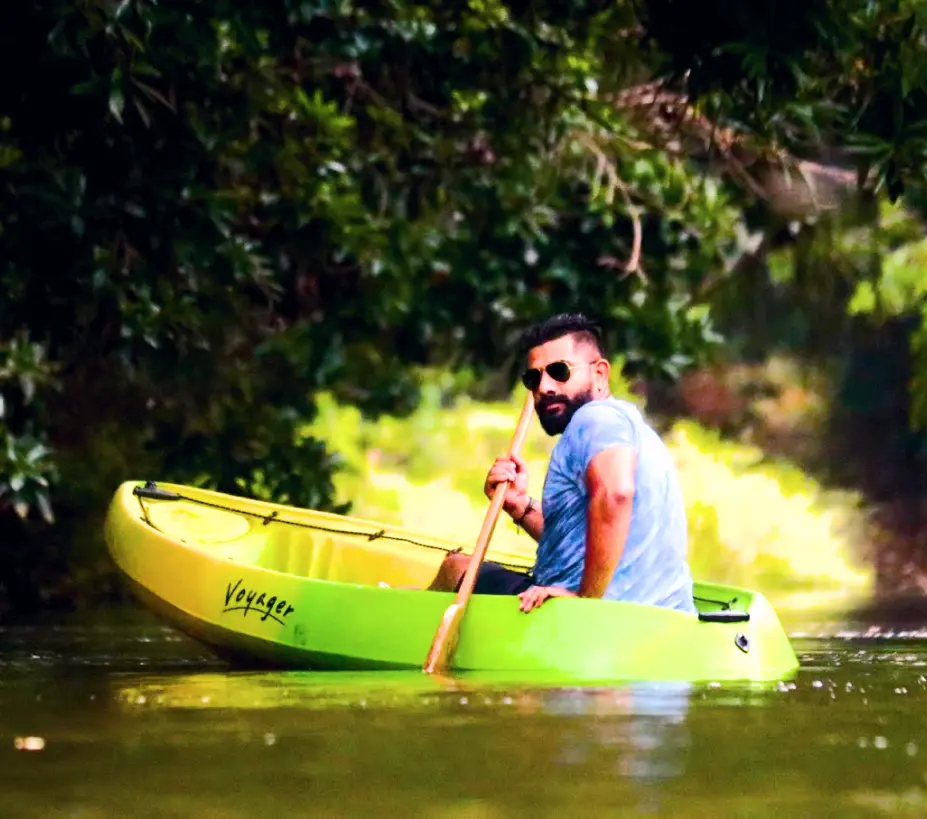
[{"x1": 3, "y1": 607, "x2": 927, "y2": 817}]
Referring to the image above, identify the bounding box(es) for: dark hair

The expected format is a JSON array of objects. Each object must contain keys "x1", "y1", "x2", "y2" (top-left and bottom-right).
[{"x1": 518, "y1": 313, "x2": 606, "y2": 358}]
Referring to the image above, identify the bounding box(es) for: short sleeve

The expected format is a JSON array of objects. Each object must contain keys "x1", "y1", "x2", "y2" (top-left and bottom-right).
[{"x1": 566, "y1": 401, "x2": 637, "y2": 476}]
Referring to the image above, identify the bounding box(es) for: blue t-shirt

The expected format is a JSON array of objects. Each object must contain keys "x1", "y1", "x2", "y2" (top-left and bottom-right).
[{"x1": 533, "y1": 397, "x2": 696, "y2": 614}]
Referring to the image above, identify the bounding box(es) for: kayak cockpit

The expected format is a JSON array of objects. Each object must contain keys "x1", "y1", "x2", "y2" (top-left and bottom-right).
[{"x1": 134, "y1": 483, "x2": 469, "y2": 589}]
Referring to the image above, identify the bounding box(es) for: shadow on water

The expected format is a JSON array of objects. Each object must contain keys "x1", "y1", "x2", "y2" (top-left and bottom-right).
[{"x1": 5, "y1": 607, "x2": 927, "y2": 816}]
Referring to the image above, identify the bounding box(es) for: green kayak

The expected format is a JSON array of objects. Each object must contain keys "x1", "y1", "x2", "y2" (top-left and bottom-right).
[{"x1": 105, "y1": 480, "x2": 800, "y2": 682}]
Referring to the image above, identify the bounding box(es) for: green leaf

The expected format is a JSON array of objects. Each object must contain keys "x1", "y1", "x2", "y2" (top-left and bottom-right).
[
  {"x1": 36, "y1": 492, "x2": 55, "y2": 525},
  {"x1": 27, "y1": 443, "x2": 50, "y2": 464},
  {"x1": 109, "y1": 85, "x2": 125, "y2": 123}
]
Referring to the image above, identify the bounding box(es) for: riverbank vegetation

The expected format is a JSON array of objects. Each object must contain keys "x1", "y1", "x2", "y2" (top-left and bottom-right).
[
  {"x1": 2, "y1": 0, "x2": 926, "y2": 611},
  {"x1": 308, "y1": 372, "x2": 870, "y2": 613}
]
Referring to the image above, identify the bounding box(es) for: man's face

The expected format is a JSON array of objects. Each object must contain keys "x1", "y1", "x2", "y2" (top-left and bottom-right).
[{"x1": 524, "y1": 334, "x2": 605, "y2": 435}]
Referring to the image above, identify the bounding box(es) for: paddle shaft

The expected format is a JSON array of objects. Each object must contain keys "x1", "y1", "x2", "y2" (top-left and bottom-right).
[{"x1": 423, "y1": 392, "x2": 535, "y2": 674}]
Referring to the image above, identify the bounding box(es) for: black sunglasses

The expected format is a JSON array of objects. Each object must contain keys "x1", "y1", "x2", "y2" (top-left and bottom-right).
[{"x1": 521, "y1": 360, "x2": 598, "y2": 391}]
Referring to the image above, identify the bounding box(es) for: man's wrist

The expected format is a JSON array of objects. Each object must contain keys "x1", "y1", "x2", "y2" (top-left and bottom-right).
[
  {"x1": 504, "y1": 495, "x2": 526, "y2": 517},
  {"x1": 515, "y1": 497, "x2": 535, "y2": 526}
]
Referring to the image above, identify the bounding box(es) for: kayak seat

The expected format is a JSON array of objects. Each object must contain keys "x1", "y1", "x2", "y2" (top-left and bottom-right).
[{"x1": 251, "y1": 524, "x2": 444, "y2": 588}]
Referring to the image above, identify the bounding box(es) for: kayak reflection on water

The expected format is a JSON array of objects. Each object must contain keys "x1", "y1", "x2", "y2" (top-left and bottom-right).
[
  {"x1": 514, "y1": 681, "x2": 692, "y2": 810},
  {"x1": 111, "y1": 667, "x2": 692, "y2": 812}
]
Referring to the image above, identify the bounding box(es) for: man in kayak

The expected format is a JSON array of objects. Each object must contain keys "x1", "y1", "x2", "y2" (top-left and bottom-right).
[{"x1": 427, "y1": 312, "x2": 696, "y2": 614}]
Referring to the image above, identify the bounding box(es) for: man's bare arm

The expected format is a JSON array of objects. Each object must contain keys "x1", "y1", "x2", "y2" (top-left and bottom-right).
[{"x1": 580, "y1": 446, "x2": 636, "y2": 598}]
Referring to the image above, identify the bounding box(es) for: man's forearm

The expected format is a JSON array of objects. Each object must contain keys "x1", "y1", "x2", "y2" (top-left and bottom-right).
[{"x1": 580, "y1": 490, "x2": 632, "y2": 598}]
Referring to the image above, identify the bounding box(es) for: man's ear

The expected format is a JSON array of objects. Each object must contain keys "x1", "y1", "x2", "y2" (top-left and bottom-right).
[{"x1": 595, "y1": 358, "x2": 611, "y2": 393}]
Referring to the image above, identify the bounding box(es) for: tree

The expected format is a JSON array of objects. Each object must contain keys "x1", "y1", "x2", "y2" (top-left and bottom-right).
[
  {"x1": 0, "y1": 0, "x2": 746, "y2": 608},
  {"x1": 636, "y1": 0, "x2": 927, "y2": 202},
  {"x1": 6, "y1": 0, "x2": 927, "y2": 609}
]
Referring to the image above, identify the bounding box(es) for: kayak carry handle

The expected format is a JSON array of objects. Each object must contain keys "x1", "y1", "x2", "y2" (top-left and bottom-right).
[
  {"x1": 698, "y1": 610, "x2": 751, "y2": 623},
  {"x1": 133, "y1": 482, "x2": 181, "y2": 502}
]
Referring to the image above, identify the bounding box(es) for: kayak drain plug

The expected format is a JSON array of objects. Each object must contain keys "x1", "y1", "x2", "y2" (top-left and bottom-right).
[{"x1": 735, "y1": 633, "x2": 750, "y2": 653}]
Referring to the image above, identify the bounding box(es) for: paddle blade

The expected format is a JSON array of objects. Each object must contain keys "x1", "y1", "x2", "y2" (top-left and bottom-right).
[{"x1": 423, "y1": 602, "x2": 465, "y2": 674}]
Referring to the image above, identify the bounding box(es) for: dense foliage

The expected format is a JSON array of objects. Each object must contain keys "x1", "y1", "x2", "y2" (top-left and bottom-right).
[
  {"x1": 0, "y1": 0, "x2": 750, "y2": 606},
  {"x1": 2, "y1": 0, "x2": 927, "y2": 608},
  {"x1": 640, "y1": 0, "x2": 927, "y2": 202}
]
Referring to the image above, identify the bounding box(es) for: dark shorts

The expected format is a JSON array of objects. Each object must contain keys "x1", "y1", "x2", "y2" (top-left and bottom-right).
[{"x1": 457, "y1": 561, "x2": 534, "y2": 596}]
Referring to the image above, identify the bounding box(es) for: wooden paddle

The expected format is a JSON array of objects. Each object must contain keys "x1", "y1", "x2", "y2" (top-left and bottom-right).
[{"x1": 423, "y1": 392, "x2": 535, "y2": 674}]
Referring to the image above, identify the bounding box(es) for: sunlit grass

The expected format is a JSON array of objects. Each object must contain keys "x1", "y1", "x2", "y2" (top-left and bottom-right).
[{"x1": 306, "y1": 376, "x2": 872, "y2": 611}]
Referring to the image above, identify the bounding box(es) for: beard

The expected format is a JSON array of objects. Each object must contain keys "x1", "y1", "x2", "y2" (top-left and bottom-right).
[{"x1": 536, "y1": 389, "x2": 594, "y2": 436}]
